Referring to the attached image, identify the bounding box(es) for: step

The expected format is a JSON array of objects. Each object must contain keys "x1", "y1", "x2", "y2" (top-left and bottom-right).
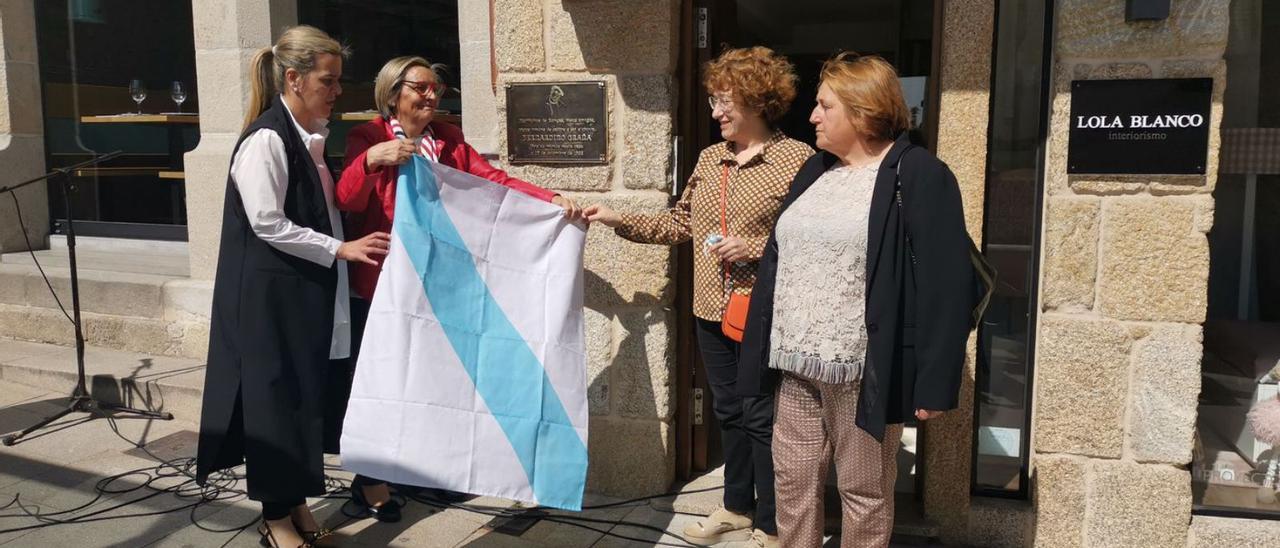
[
  {"x1": 5, "y1": 247, "x2": 191, "y2": 277},
  {"x1": 48, "y1": 235, "x2": 190, "y2": 258},
  {"x1": 0, "y1": 303, "x2": 209, "y2": 360},
  {"x1": 0, "y1": 338, "x2": 206, "y2": 424}
]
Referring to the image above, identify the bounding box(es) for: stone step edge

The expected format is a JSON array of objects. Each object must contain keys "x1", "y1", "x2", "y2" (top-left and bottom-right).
[
  {"x1": 0, "y1": 359, "x2": 204, "y2": 426},
  {"x1": 0, "y1": 264, "x2": 211, "y2": 321},
  {"x1": 0, "y1": 303, "x2": 210, "y2": 360}
]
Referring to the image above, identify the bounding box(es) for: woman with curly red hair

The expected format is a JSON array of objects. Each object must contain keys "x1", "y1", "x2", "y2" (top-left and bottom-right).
[{"x1": 585, "y1": 46, "x2": 812, "y2": 547}]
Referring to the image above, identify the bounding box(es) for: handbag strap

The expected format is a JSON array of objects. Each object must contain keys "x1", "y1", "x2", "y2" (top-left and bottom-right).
[
  {"x1": 719, "y1": 163, "x2": 734, "y2": 294},
  {"x1": 894, "y1": 145, "x2": 919, "y2": 266}
]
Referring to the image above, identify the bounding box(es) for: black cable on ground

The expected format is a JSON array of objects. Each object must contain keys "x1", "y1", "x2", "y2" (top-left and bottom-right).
[{"x1": 0, "y1": 417, "x2": 725, "y2": 546}]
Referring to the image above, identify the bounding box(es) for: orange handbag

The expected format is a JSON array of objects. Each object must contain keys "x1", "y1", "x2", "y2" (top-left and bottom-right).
[{"x1": 717, "y1": 164, "x2": 751, "y2": 342}]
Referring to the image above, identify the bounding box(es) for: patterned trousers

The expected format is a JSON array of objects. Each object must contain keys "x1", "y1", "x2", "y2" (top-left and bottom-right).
[{"x1": 773, "y1": 373, "x2": 904, "y2": 548}]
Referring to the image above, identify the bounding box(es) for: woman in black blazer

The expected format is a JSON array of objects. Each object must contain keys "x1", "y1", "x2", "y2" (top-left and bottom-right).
[{"x1": 737, "y1": 53, "x2": 973, "y2": 547}]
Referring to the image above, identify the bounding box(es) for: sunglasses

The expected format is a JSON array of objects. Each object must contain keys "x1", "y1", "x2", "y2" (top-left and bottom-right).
[{"x1": 400, "y1": 80, "x2": 447, "y2": 98}]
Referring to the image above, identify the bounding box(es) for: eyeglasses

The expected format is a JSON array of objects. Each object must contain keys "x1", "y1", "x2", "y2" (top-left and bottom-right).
[
  {"x1": 400, "y1": 80, "x2": 447, "y2": 98},
  {"x1": 707, "y1": 95, "x2": 735, "y2": 111}
]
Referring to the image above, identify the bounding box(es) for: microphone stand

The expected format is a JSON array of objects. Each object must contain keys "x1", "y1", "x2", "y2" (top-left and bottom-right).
[{"x1": 1, "y1": 151, "x2": 174, "y2": 446}]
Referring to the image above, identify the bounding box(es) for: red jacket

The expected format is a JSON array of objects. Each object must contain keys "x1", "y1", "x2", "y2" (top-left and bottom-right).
[{"x1": 337, "y1": 117, "x2": 557, "y2": 299}]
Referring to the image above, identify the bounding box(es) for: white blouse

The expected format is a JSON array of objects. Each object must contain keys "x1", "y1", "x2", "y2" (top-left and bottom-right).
[
  {"x1": 768, "y1": 163, "x2": 878, "y2": 384},
  {"x1": 230, "y1": 98, "x2": 351, "y2": 360}
]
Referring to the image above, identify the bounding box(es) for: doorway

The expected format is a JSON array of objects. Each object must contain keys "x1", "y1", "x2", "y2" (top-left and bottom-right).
[{"x1": 672, "y1": 0, "x2": 941, "y2": 507}]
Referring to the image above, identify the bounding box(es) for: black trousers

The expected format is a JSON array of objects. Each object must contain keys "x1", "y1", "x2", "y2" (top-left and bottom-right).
[{"x1": 695, "y1": 318, "x2": 777, "y2": 535}]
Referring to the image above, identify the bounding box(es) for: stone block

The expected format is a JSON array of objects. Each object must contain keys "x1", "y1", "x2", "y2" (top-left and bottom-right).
[
  {"x1": 1042, "y1": 198, "x2": 1100, "y2": 311},
  {"x1": 177, "y1": 320, "x2": 210, "y2": 360},
  {"x1": 1126, "y1": 324, "x2": 1201, "y2": 464},
  {"x1": 19, "y1": 268, "x2": 169, "y2": 319},
  {"x1": 493, "y1": 0, "x2": 544, "y2": 72},
  {"x1": 1033, "y1": 455, "x2": 1086, "y2": 548},
  {"x1": 1044, "y1": 65, "x2": 1075, "y2": 196},
  {"x1": 459, "y1": 41, "x2": 499, "y2": 153},
  {"x1": 161, "y1": 279, "x2": 214, "y2": 322},
  {"x1": 584, "y1": 307, "x2": 612, "y2": 415},
  {"x1": 1084, "y1": 461, "x2": 1190, "y2": 548},
  {"x1": 0, "y1": 0, "x2": 40, "y2": 65},
  {"x1": 1149, "y1": 179, "x2": 1207, "y2": 195},
  {"x1": 184, "y1": 135, "x2": 238, "y2": 280},
  {"x1": 0, "y1": 62, "x2": 44, "y2": 135},
  {"x1": 192, "y1": 49, "x2": 258, "y2": 135},
  {"x1": 1067, "y1": 179, "x2": 1146, "y2": 196},
  {"x1": 0, "y1": 136, "x2": 47, "y2": 254},
  {"x1": 619, "y1": 75, "x2": 674, "y2": 191},
  {"x1": 585, "y1": 416, "x2": 673, "y2": 497},
  {"x1": 1034, "y1": 316, "x2": 1131, "y2": 457},
  {"x1": 547, "y1": 0, "x2": 676, "y2": 73},
  {"x1": 611, "y1": 308, "x2": 673, "y2": 422},
  {"x1": 1188, "y1": 515, "x2": 1280, "y2": 548},
  {"x1": 967, "y1": 497, "x2": 1032, "y2": 548},
  {"x1": 1098, "y1": 199, "x2": 1209, "y2": 323},
  {"x1": 502, "y1": 164, "x2": 614, "y2": 192},
  {"x1": 192, "y1": 0, "x2": 272, "y2": 49},
  {"x1": 457, "y1": 0, "x2": 491, "y2": 43},
  {"x1": 1057, "y1": 0, "x2": 1229, "y2": 59},
  {"x1": 580, "y1": 193, "x2": 674, "y2": 308},
  {"x1": 936, "y1": 0, "x2": 994, "y2": 237},
  {"x1": 0, "y1": 304, "x2": 207, "y2": 359},
  {"x1": 1088, "y1": 62, "x2": 1153, "y2": 80}
]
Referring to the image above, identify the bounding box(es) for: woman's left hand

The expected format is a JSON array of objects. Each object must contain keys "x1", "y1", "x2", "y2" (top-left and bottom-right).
[
  {"x1": 915, "y1": 409, "x2": 945, "y2": 421},
  {"x1": 552, "y1": 195, "x2": 583, "y2": 221},
  {"x1": 709, "y1": 236, "x2": 750, "y2": 262}
]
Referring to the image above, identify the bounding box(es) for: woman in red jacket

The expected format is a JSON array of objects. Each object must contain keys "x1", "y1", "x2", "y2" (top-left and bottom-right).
[{"x1": 335, "y1": 55, "x2": 579, "y2": 521}]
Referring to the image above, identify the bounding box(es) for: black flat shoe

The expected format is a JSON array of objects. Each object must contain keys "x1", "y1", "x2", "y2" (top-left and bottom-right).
[{"x1": 350, "y1": 480, "x2": 403, "y2": 523}]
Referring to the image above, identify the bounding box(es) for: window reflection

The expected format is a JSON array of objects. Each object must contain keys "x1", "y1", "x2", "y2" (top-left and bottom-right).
[{"x1": 973, "y1": 0, "x2": 1050, "y2": 495}]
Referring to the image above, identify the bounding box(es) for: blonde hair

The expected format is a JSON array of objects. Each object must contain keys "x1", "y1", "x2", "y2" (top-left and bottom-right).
[
  {"x1": 373, "y1": 56, "x2": 443, "y2": 118},
  {"x1": 819, "y1": 52, "x2": 910, "y2": 141},
  {"x1": 702, "y1": 46, "x2": 798, "y2": 124},
  {"x1": 243, "y1": 25, "x2": 350, "y2": 131}
]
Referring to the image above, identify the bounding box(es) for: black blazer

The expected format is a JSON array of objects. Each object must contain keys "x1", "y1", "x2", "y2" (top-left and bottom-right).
[
  {"x1": 737, "y1": 133, "x2": 973, "y2": 441},
  {"x1": 197, "y1": 96, "x2": 341, "y2": 502}
]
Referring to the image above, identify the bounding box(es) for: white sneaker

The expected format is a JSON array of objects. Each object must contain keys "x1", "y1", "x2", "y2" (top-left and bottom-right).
[
  {"x1": 748, "y1": 528, "x2": 780, "y2": 548},
  {"x1": 681, "y1": 507, "x2": 753, "y2": 543}
]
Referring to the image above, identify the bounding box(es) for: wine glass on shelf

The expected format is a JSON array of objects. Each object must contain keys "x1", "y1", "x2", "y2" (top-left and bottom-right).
[
  {"x1": 170, "y1": 81, "x2": 187, "y2": 113},
  {"x1": 129, "y1": 79, "x2": 146, "y2": 114}
]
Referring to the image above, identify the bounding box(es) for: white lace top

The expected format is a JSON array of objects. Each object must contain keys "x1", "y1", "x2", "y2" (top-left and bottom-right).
[{"x1": 769, "y1": 163, "x2": 878, "y2": 384}]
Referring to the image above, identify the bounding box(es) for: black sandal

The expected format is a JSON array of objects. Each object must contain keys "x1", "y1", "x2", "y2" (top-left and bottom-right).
[{"x1": 258, "y1": 521, "x2": 312, "y2": 548}]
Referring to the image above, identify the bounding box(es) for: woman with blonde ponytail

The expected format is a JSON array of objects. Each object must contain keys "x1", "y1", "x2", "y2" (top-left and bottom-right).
[{"x1": 196, "y1": 25, "x2": 386, "y2": 548}]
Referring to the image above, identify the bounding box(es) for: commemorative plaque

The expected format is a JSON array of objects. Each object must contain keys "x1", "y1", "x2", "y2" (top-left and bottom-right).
[
  {"x1": 505, "y1": 81, "x2": 608, "y2": 165},
  {"x1": 1067, "y1": 78, "x2": 1212, "y2": 175}
]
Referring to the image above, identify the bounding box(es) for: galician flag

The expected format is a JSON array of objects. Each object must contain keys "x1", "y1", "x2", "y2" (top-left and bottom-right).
[{"x1": 340, "y1": 156, "x2": 589, "y2": 511}]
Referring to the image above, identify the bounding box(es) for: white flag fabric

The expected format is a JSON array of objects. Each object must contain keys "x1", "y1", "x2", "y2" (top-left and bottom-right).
[{"x1": 340, "y1": 157, "x2": 588, "y2": 511}]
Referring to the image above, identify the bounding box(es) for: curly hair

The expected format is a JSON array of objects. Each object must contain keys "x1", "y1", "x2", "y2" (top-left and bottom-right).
[
  {"x1": 819, "y1": 52, "x2": 910, "y2": 141},
  {"x1": 702, "y1": 46, "x2": 798, "y2": 124}
]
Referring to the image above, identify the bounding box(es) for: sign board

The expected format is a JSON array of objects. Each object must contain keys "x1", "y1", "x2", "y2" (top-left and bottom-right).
[
  {"x1": 1067, "y1": 78, "x2": 1212, "y2": 175},
  {"x1": 505, "y1": 82, "x2": 607, "y2": 165}
]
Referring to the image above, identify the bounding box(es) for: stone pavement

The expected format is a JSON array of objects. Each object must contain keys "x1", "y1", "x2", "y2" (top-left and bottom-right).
[{"x1": 0, "y1": 337, "x2": 943, "y2": 547}]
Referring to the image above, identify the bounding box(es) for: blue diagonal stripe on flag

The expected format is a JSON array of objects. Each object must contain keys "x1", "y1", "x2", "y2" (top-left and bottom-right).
[{"x1": 390, "y1": 159, "x2": 588, "y2": 510}]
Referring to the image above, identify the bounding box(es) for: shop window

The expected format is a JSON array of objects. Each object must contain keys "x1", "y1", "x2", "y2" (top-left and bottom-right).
[
  {"x1": 971, "y1": 0, "x2": 1053, "y2": 497},
  {"x1": 298, "y1": 0, "x2": 462, "y2": 161},
  {"x1": 1193, "y1": 0, "x2": 1280, "y2": 519},
  {"x1": 35, "y1": 0, "x2": 201, "y2": 241}
]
